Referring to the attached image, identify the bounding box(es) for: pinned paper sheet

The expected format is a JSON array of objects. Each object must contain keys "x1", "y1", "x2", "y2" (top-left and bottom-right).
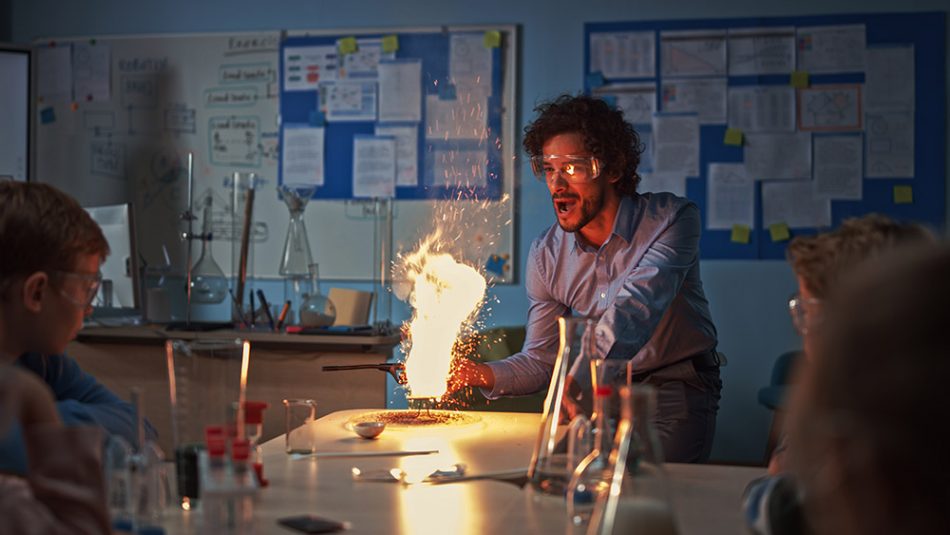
[
  {"x1": 730, "y1": 224, "x2": 751, "y2": 244},
  {"x1": 769, "y1": 222, "x2": 791, "y2": 242},
  {"x1": 483, "y1": 30, "x2": 501, "y2": 48},
  {"x1": 724, "y1": 128, "x2": 743, "y2": 146},
  {"x1": 893, "y1": 185, "x2": 914, "y2": 204},
  {"x1": 39, "y1": 107, "x2": 56, "y2": 124},
  {"x1": 382, "y1": 34, "x2": 399, "y2": 53},
  {"x1": 790, "y1": 71, "x2": 810, "y2": 88},
  {"x1": 338, "y1": 37, "x2": 358, "y2": 55}
]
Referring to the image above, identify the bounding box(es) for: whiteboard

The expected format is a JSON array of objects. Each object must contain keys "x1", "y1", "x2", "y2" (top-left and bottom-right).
[{"x1": 34, "y1": 27, "x2": 518, "y2": 283}]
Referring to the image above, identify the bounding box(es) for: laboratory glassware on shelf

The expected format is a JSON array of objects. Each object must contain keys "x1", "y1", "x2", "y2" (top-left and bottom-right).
[
  {"x1": 190, "y1": 195, "x2": 228, "y2": 305},
  {"x1": 278, "y1": 183, "x2": 317, "y2": 325},
  {"x1": 299, "y1": 263, "x2": 336, "y2": 327}
]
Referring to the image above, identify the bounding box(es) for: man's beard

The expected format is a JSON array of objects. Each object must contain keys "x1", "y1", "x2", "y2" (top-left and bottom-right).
[{"x1": 552, "y1": 189, "x2": 604, "y2": 233}]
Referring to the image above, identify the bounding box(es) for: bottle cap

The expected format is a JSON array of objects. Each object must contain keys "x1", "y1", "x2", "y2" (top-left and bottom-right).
[
  {"x1": 232, "y1": 438, "x2": 250, "y2": 461},
  {"x1": 242, "y1": 400, "x2": 269, "y2": 424}
]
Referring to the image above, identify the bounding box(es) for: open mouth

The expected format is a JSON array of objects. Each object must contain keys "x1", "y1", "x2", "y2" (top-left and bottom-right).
[{"x1": 554, "y1": 197, "x2": 578, "y2": 215}]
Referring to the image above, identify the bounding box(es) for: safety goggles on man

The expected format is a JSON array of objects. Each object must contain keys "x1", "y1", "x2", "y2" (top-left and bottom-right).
[
  {"x1": 788, "y1": 293, "x2": 822, "y2": 335},
  {"x1": 530, "y1": 155, "x2": 602, "y2": 184},
  {"x1": 51, "y1": 270, "x2": 103, "y2": 308}
]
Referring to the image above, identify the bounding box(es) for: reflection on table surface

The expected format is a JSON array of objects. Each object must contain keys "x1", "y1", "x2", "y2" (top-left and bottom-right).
[{"x1": 156, "y1": 410, "x2": 765, "y2": 534}]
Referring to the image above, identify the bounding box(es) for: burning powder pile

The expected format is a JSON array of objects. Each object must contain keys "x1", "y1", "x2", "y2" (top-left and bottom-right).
[{"x1": 348, "y1": 410, "x2": 480, "y2": 428}]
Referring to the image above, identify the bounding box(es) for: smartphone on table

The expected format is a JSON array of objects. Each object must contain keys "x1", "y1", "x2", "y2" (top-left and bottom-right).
[{"x1": 278, "y1": 515, "x2": 349, "y2": 533}]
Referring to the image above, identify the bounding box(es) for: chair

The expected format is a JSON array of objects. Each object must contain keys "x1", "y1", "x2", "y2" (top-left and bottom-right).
[{"x1": 758, "y1": 350, "x2": 803, "y2": 463}]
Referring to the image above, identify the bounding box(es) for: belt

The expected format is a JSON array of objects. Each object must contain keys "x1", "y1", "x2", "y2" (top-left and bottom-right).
[{"x1": 629, "y1": 349, "x2": 721, "y2": 384}]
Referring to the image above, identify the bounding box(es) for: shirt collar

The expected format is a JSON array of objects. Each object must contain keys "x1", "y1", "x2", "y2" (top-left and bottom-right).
[{"x1": 569, "y1": 195, "x2": 637, "y2": 253}]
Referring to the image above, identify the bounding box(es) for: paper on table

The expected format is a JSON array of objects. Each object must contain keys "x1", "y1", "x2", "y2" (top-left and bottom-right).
[
  {"x1": 72, "y1": 43, "x2": 111, "y2": 102},
  {"x1": 762, "y1": 181, "x2": 831, "y2": 228},
  {"x1": 284, "y1": 45, "x2": 338, "y2": 91},
  {"x1": 796, "y1": 24, "x2": 866, "y2": 74},
  {"x1": 290, "y1": 449, "x2": 439, "y2": 460},
  {"x1": 321, "y1": 81, "x2": 377, "y2": 122},
  {"x1": 639, "y1": 171, "x2": 686, "y2": 198},
  {"x1": 744, "y1": 132, "x2": 811, "y2": 180},
  {"x1": 339, "y1": 37, "x2": 395, "y2": 79},
  {"x1": 728, "y1": 86, "x2": 796, "y2": 132},
  {"x1": 37, "y1": 45, "x2": 73, "y2": 103},
  {"x1": 425, "y1": 94, "x2": 487, "y2": 141},
  {"x1": 375, "y1": 124, "x2": 419, "y2": 186},
  {"x1": 813, "y1": 135, "x2": 863, "y2": 200},
  {"x1": 652, "y1": 113, "x2": 699, "y2": 176},
  {"x1": 282, "y1": 125, "x2": 325, "y2": 186},
  {"x1": 797, "y1": 84, "x2": 862, "y2": 131},
  {"x1": 865, "y1": 111, "x2": 914, "y2": 178},
  {"x1": 727, "y1": 27, "x2": 796, "y2": 76},
  {"x1": 430, "y1": 147, "x2": 488, "y2": 188},
  {"x1": 592, "y1": 82, "x2": 656, "y2": 125},
  {"x1": 660, "y1": 29, "x2": 727, "y2": 77},
  {"x1": 450, "y1": 33, "x2": 493, "y2": 95},
  {"x1": 661, "y1": 77, "x2": 727, "y2": 124},
  {"x1": 589, "y1": 31, "x2": 656, "y2": 79},
  {"x1": 352, "y1": 135, "x2": 396, "y2": 198},
  {"x1": 378, "y1": 59, "x2": 422, "y2": 123},
  {"x1": 706, "y1": 163, "x2": 754, "y2": 230},
  {"x1": 865, "y1": 45, "x2": 915, "y2": 112}
]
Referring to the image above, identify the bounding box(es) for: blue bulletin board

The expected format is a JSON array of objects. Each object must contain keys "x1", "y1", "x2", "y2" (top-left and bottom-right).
[
  {"x1": 280, "y1": 28, "x2": 508, "y2": 201},
  {"x1": 585, "y1": 12, "x2": 945, "y2": 259}
]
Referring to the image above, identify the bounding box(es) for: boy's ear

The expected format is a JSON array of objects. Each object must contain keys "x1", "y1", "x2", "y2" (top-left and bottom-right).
[{"x1": 21, "y1": 272, "x2": 49, "y2": 313}]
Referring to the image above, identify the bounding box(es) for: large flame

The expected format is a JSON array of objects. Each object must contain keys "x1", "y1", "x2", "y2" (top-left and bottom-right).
[{"x1": 399, "y1": 230, "x2": 487, "y2": 400}]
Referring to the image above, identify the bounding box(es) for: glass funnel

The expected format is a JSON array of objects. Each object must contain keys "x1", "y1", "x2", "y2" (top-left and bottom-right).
[
  {"x1": 278, "y1": 183, "x2": 317, "y2": 277},
  {"x1": 190, "y1": 196, "x2": 228, "y2": 304}
]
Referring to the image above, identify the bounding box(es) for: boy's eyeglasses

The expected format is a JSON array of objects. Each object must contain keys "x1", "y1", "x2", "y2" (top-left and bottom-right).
[
  {"x1": 51, "y1": 270, "x2": 103, "y2": 308},
  {"x1": 530, "y1": 155, "x2": 601, "y2": 184},
  {"x1": 788, "y1": 293, "x2": 822, "y2": 335}
]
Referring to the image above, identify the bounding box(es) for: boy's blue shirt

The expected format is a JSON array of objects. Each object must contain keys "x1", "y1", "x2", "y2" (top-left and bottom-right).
[{"x1": 1, "y1": 352, "x2": 157, "y2": 475}]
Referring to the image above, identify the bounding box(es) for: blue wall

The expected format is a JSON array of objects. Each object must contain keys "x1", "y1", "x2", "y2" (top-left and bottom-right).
[{"x1": 13, "y1": 0, "x2": 949, "y2": 463}]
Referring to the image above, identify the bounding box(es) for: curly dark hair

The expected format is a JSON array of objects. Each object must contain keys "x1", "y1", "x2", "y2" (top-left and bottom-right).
[{"x1": 523, "y1": 94, "x2": 642, "y2": 196}]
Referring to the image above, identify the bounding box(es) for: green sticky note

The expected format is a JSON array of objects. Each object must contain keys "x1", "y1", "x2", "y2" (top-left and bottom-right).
[
  {"x1": 382, "y1": 34, "x2": 399, "y2": 53},
  {"x1": 769, "y1": 222, "x2": 791, "y2": 242},
  {"x1": 730, "y1": 224, "x2": 751, "y2": 244},
  {"x1": 894, "y1": 185, "x2": 914, "y2": 204},
  {"x1": 790, "y1": 71, "x2": 809, "y2": 89},
  {"x1": 724, "y1": 128, "x2": 743, "y2": 146},
  {"x1": 338, "y1": 36, "x2": 358, "y2": 55},
  {"x1": 483, "y1": 30, "x2": 501, "y2": 48}
]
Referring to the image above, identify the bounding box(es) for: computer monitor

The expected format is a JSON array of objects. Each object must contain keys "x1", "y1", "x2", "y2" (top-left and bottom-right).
[
  {"x1": 86, "y1": 203, "x2": 140, "y2": 310},
  {"x1": 0, "y1": 44, "x2": 30, "y2": 182}
]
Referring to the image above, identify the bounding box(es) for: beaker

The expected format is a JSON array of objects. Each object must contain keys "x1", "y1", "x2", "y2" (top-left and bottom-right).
[
  {"x1": 585, "y1": 385, "x2": 674, "y2": 535},
  {"x1": 190, "y1": 195, "x2": 228, "y2": 305},
  {"x1": 165, "y1": 338, "x2": 251, "y2": 510},
  {"x1": 527, "y1": 316, "x2": 600, "y2": 496},
  {"x1": 231, "y1": 172, "x2": 258, "y2": 322},
  {"x1": 283, "y1": 399, "x2": 318, "y2": 454},
  {"x1": 299, "y1": 263, "x2": 336, "y2": 327}
]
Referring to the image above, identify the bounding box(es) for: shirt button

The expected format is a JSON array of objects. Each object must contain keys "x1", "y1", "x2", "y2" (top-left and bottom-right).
[{"x1": 600, "y1": 292, "x2": 606, "y2": 299}]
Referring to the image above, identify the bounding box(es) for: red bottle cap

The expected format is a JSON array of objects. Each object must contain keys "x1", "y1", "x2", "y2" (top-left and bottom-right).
[
  {"x1": 242, "y1": 400, "x2": 269, "y2": 424},
  {"x1": 231, "y1": 439, "x2": 250, "y2": 461}
]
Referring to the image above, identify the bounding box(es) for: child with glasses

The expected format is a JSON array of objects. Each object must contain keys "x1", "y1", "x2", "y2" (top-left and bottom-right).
[
  {"x1": 744, "y1": 214, "x2": 933, "y2": 535},
  {"x1": 0, "y1": 181, "x2": 155, "y2": 476}
]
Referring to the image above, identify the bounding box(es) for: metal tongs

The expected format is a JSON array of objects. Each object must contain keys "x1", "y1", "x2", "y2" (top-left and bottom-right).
[{"x1": 322, "y1": 363, "x2": 407, "y2": 385}]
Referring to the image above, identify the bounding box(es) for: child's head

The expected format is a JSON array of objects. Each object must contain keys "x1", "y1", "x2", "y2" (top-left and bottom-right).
[
  {"x1": 0, "y1": 181, "x2": 109, "y2": 358},
  {"x1": 785, "y1": 214, "x2": 933, "y2": 357},
  {"x1": 789, "y1": 244, "x2": 950, "y2": 535}
]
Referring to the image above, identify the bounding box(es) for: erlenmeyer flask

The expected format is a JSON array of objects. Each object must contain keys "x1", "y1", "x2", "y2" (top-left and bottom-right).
[
  {"x1": 278, "y1": 183, "x2": 317, "y2": 276},
  {"x1": 190, "y1": 196, "x2": 228, "y2": 304},
  {"x1": 527, "y1": 316, "x2": 599, "y2": 496},
  {"x1": 586, "y1": 385, "x2": 676, "y2": 535},
  {"x1": 299, "y1": 263, "x2": 336, "y2": 327}
]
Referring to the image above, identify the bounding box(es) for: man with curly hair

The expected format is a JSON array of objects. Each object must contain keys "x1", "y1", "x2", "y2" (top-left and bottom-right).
[{"x1": 453, "y1": 94, "x2": 721, "y2": 462}]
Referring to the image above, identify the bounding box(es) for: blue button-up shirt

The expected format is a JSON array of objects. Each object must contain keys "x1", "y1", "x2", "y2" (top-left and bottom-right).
[{"x1": 485, "y1": 193, "x2": 717, "y2": 398}]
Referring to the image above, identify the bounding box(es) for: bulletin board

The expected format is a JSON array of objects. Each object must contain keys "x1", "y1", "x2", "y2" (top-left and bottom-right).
[{"x1": 584, "y1": 12, "x2": 945, "y2": 259}]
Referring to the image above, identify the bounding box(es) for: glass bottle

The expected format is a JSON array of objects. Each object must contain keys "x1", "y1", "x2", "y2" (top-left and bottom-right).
[
  {"x1": 190, "y1": 196, "x2": 228, "y2": 304},
  {"x1": 527, "y1": 316, "x2": 599, "y2": 496},
  {"x1": 586, "y1": 385, "x2": 676, "y2": 535},
  {"x1": 299, "y1": 263, "x2": 336, "y2": 327}
]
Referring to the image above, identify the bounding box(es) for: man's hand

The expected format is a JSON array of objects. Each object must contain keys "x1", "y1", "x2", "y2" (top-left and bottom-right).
[{"x1": 446, "y1": 357, "x2": 495, "y2": 396}]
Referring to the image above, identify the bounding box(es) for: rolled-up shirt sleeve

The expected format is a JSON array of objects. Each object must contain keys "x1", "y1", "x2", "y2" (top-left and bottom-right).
[
  {"x1": 483, "y1": 240, "x2": 567, "y2": 398},
  {"x1": 598, "y1": 203, "x2": 701, "y2": 360}
]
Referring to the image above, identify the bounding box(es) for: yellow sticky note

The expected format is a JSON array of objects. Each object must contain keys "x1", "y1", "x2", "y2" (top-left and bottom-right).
[
  {"x1": 382, "y1": 34, "x2": 399, "y2": 53},
  {"x1": 730, "y1": 224, "x2": 751, "y2": 244},
  {"x1": 724, "y1": 128, "x2": 743, "y2": 146},
  {"x1": 894, "y1": 185, "x2": 914, "y2": 204},
  {"x1": 769, "y1": 222, "x2": 791, "y2": 242},
  {"x1": 483, "y1": 30, "x2": 501, "y2": 48},
  {"x1": 791, "y1": 71, "x2": 809, "y2": 89},
  {"x1": 338, "y1": 36, "x2": 358, "y2": 55}
]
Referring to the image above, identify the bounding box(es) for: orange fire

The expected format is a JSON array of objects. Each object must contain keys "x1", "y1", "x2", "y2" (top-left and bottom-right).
[{"x1": 396, "y1": 229, "x2": 487, "y2": 400}]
